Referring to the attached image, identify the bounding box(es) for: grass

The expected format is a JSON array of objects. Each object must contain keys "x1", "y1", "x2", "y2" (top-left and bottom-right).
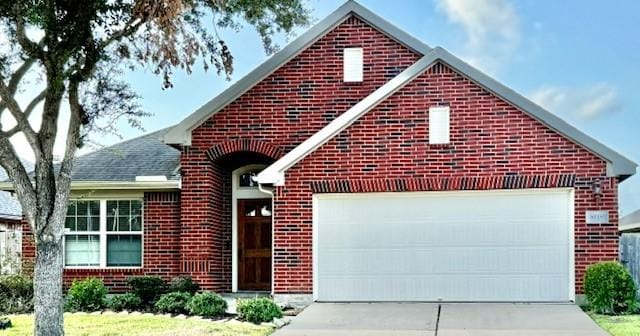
[
  {"x1": 589, "y1": 312, "x2": 640, "y2": 336},
  {"x1": 0, "y1": 313, "x2": 273, "y2": 336}
]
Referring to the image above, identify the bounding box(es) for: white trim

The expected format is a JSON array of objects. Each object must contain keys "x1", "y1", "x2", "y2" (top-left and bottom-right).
[
  {"x1": 63, "y1": 198, "x2": 144, "y2": 270},
  {"x1": 163, "y1": 0, "x2": 432, "y2": 145},
  {"x1": 569, "y1": 188, "x2": 576, "y2": 302},
  {"x1": 231, "y1": 164, "x2": 271, "y2": 293},
  {"x1": 312, "y1": 194, "x2": 319, "y2": 302},
  {"x1": 257, "y1": 52, "x2": 439, "y2": 186},
  {"x1": 256, "y1": 46, "x2": 636, "y2": 185},
  {"x1": 0, "y1": 180, "x2": 180, "y2": 192},
  {"x1": 312, "y1": 188, "x2": 575, "y2": 302}
]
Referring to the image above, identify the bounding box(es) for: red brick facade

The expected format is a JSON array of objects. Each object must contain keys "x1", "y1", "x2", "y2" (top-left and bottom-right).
[
  {"x1": 180, "y1": 16, "x2": 421, "y2": 292},
  {"x1": 22, "y1": 192, "x2": 181, "y2": 292},
  {"x1": 21, "y1": 15, "x2": 620, "y2": 297}
]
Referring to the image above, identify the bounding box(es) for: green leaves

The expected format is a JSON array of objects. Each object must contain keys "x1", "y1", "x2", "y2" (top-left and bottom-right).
[{"x1": 584, "y1": 261, "x2": 637, "y2": 315}]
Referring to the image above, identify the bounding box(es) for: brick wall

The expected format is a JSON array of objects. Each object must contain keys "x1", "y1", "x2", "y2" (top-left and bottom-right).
[
  {"x1": 180, "y1": 15, "x2": 421, "y2": 291},
  {"x1": 275, "y1": 62, "x2": 618, "y2": 294},
  {"x1": 180, "y1": 15, "x2": 618, "y2": 295},
  {"x1": 21, "y1": 192, "x2": 181, "y2": 292}
]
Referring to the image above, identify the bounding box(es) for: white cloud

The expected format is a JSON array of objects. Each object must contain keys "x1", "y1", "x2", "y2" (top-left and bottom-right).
[
  {"x1": 529, "y1": 83, "x2": 622, "y2": 120},
  {"x1": 435, "y1": 0, "x2": 520, "y2": 74}
]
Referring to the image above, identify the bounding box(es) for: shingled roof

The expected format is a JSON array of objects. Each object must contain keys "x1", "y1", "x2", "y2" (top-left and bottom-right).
[
  {"x1": 0, "y1": 128, "x2": 180, "y2": 193},
  {"x1": 70, "y1": 128, "x2": 180, "y2": 182},
  {"x1": 0, "y1": 161, "x2": 33, "y2": 220}
]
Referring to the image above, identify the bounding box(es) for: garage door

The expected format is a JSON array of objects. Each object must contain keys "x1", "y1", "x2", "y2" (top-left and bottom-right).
[{"x1": 314, "y1": 189, "x2": 573, "y2": 302}]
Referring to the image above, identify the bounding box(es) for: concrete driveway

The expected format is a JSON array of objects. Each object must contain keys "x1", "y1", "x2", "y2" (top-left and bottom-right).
[{"x1": 273, "y1": 303, "x2": 608, "y2": 336}]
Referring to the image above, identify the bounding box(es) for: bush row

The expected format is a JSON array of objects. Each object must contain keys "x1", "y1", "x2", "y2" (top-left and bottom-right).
[{"x1": 64, "y1": 275, "x2": 282, "y2": 323}]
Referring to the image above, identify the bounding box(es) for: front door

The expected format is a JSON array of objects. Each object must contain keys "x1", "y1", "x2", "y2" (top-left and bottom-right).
[{"x1": 238, "y1": 198, "x2": 272, "y2": 291}]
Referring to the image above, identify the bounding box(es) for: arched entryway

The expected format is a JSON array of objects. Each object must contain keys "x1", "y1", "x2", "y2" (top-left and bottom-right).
[{"x1": 232, "y1": 164, "x2": 272, "y2": 292}]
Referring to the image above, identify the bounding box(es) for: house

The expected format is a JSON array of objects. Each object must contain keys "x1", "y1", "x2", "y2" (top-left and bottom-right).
[
  {"x1": 619, "y1": 210, "x2": 640, "y2": 293},
  {"x1": 620, "y1": 209, "x2": 640, "y2": 233},
  {"x1": 0, "y1": 1, "x2": 636, "y2": 306},
  {"x1": 0, "y1": 165, "x2": 28, "y2": 274}
]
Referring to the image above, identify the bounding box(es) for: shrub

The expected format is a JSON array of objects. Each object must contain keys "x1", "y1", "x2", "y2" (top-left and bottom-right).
[
  {"x1": 108, "y1": 293, "x2": 143, "y2": 312},
  {"x1": 187, "y1": 292, "x2": 227, "y2": 317},
  {"x1": 127, "y1": 276, "x2": 166, "y2": 305},
  {"x1": 0, "y1": 275, "x2": 33, "y2": 314},
  {"x1": 0, "y1": 317, "x2": 11, "y2": 330},
  {"x1": 168, "y1": 275, "x2": 200, "y2": 294},
  {"x1": 584, "y1": 261, "x2": 637, "y2": 315},
  {"x1": 236, "y1": 298, "x2": 283, "y2": 324},
  {"x1": 154, "y1": 292, "x2": 192, "y2": 314},
  {"x1": 65, "y1": 278, "x2": 107, "y2": 312}
]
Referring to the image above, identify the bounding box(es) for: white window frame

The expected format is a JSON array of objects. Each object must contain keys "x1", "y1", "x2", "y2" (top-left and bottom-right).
[
  {"x1": 343, "y1": 47, "x2": 363, "y2": 82},
  {"x1": 429, "y1": 106, "x2": 450, "y2": 144},
  {"x1": 63, "y1": 198, "x2": 144, "y2": 269}
]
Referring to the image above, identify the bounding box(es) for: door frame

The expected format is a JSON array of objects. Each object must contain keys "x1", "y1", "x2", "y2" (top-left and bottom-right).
[
  {"x1": 232, "y1": 164, "x2": 271, "y2": 292},
  {"x1": 312, "y1": 188, "x2": 575, "y2": 302}
]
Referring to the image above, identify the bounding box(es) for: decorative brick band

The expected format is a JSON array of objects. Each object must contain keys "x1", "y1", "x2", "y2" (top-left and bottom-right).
[
  {"x1": 181, "y1": 259, "x2": 213, "y2": 273},
  {"x1": 206, "y1": 139, "x2": 284, "y2": 161},
  {"x1": 144, "y1": 192, "x2": 180, "y2": 203},
  {"x1": 310, "y1": 174, "x2": 577, "y2": 193}
]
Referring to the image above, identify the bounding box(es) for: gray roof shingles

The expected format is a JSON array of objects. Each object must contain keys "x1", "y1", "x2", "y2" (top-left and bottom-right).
[
  {"x1": 70, "y1": 128, "x2": 180, "y2": 182},
  {"x1": 0, "y1": 128, "x2": 179, "y2": 220},
  {"x1": 0, "y1": 161, "x2": 33, "y2": 220}
]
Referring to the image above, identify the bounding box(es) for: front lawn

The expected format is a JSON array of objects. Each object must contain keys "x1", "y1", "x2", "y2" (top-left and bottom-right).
[
  {"x1": 0, "y1": 313, "x2": 273, "y2": 336},
  {"x1": 589, "y1": 312, "x2": 640, "y2": 336}
]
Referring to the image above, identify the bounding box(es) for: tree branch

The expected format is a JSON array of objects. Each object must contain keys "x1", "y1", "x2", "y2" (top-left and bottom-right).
[
  {"x1": 24, "y1": 89, "x2": 46, "y2": 118},
  {"x1": 14, "y1": 15, "x2": 44, "y2": 60},
  {"x1": 0, "y1": 136, "x2": 37, "y2": 229},
  {"x1": 0, "y1": 58, "x2": 36, "y2": 115},
  {"x1": 51, "y1": 79, "x2": 82, "y2": 234},
  {"x1": 0, "y1": 79, "x2": 40, "y2": 153}
]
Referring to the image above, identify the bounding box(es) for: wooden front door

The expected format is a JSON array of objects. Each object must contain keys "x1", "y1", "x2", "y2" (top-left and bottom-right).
[{"x1": 238, "y1": 198, "x2": 272, "y2": 291}]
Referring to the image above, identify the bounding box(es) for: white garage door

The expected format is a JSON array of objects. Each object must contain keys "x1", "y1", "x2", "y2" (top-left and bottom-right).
[{"x1": 314, "y1": 189, "x2": 573, "y2": 302}]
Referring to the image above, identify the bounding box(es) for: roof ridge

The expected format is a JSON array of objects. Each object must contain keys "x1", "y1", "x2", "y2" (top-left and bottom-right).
[
  {"x1": 164, "y1": 0, "x2": 431, "y2": 145},
  {"x1": 257, "y1": 48, "x2": 441, "y2": 185},
  {"x1": 257, "y1": 46, "x2": 636, "y2": 185}
]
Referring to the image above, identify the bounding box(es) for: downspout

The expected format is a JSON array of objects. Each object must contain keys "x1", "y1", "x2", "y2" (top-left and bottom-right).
[{"x1": 258, "y1": 182, "x2": 274, "y2": 197}]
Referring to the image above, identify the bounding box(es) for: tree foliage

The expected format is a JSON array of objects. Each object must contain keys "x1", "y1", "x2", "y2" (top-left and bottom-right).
[{"x1": 0, "y1": 1, "x2": 310, "y2": 334}]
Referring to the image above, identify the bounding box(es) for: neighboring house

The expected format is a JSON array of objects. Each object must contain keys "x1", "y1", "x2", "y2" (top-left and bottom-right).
[
  {"x1": 620, "y1": 210, "x2": 640, "y2": 233},
  {"x1": 619, "y1": 210, "x2": 640, "y2": 294},
  {"x1": 0, "y1": 163, "x2": 32, "y2": 274},
  {"x1": 0, "y1": 1, "x2": 636, "y2": 305}
]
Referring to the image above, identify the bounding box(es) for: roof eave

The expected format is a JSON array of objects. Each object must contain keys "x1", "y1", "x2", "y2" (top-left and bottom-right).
[
  {"x1": 163, "y1": 0, "x2": 431, "y2": 146},
  {"x1": 257, "y1": 47, "x2": 637, "y2": 185},
  {"x1": 0, "y1": 180, "x2": 181, "y2": 191},
  {"x1": 432, "y1": 48, "x2": 637, "y2": 179}
]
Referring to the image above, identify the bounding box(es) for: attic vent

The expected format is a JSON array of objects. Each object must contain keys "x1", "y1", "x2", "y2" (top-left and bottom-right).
[
  {"x1": 343, "y1": 48, "x2": 363, "y2": 82},
  {"x1": 429, "y1": 106, "x2": 450, "y2": 144}
]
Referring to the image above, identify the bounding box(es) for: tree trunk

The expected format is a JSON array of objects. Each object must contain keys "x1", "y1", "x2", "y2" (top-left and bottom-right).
[{"x1": 33, "y1": 232, "x2": 64, "y2": 336}]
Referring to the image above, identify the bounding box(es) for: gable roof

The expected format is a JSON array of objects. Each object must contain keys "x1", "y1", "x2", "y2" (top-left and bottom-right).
[
  {"x1": 257, "y1": 47, "x2": 637, "y2": 185},
  {"x1": 163, "y1": 0, "x2": 431, "y2": 146},
  {"x1": 0, "y1": 128, "x2": 180, "y2": 191}
]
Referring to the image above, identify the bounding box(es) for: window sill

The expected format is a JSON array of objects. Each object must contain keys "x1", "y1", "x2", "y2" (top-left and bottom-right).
[{"x1": 64, "y1": 266, "x2": 144, "y2": 272}]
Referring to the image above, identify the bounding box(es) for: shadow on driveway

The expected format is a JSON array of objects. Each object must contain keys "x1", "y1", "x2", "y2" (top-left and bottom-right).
[{"x1": 273, "y1": 303, "x2": 608, "y2": 336}]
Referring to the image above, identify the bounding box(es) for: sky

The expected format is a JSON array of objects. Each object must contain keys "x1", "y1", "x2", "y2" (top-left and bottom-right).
[{"x1": 3, "y1": 0, "x2": 640, "y2": 215}]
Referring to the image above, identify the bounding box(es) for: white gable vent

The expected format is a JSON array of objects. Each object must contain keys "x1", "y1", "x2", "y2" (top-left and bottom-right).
[
  {"x1": 429, "y1": 106, "x2": 450, "y2": 144},
  {"x1": 343, "y1": 47, "x2": 363, "y2": 82}
]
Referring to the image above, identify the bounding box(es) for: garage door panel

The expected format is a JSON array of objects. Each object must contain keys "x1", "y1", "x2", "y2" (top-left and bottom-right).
[{"x1": 315, "y1": 190, "x2": 572, "y2": 302}]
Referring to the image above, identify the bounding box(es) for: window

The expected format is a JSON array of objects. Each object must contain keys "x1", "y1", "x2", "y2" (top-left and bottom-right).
[
  {"x1": 64, "y1": 199, "x2": 143, "y2": 268},
  {"x1": 429, "y1": 106, "x2": 450, "y2": 144},
  {"x1": 343, "y1": 48, "x2": 363, "y2": 82},
  {"x1": 239, "y1": 170, "x2": 260, "y2": 188}
]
